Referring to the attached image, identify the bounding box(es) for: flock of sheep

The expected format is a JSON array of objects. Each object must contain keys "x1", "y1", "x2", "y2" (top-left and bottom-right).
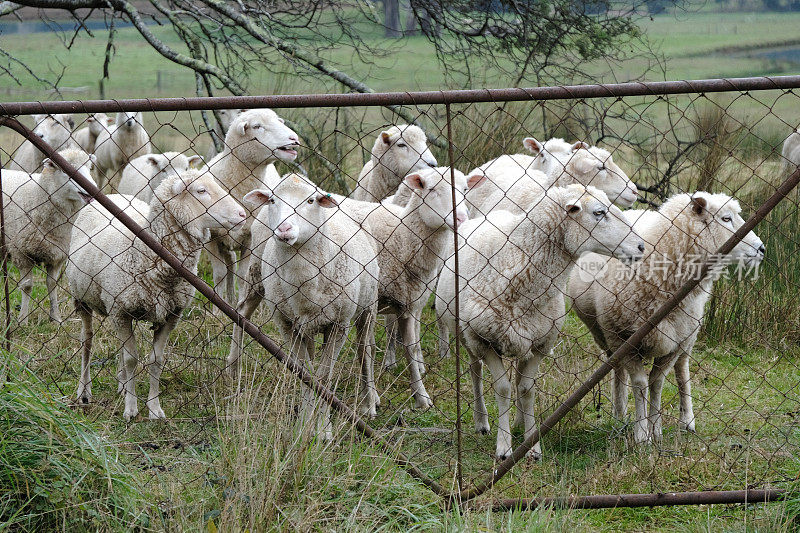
[{"x1": 2, "y1": 107, "x2": 766, "y2": 461}]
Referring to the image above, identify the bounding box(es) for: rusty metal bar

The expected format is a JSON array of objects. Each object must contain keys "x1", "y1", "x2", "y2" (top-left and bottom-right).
[
  {"x1": 484, "y1": 489, "x2": 786, "y2": 511},
  {"x1": 457, "y1": 164, "x2": 800, "y2": 503},
  {"x1": 445, "y1": 103, "x2": 464, "y2": 493},
  {"x1": 0, "y1": 116, "x2": 447, "y2": 499},
  {"x1": 0, "y1": 161, "x2": 10, "y2": 353},
  {"x1": 2, "y1": 75, "x2": 800, "y2": 115}
]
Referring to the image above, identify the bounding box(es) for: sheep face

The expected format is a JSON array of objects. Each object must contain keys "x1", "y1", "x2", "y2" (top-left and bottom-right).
[
  {"x1": 156, "y1": 171, "x2": 246, "y2": 233},
  {"x1": 145, "y1": 152, "x2": 201, "y2": 181},
  {"x1": 561, "y1": 184, "x2": 645, "y2": 263},
  {"x1": 226, "y1": 109, "x2": 299, "y2": 164},
  {"x1": 405, "y1": 167, "x2": 485, "y2": 231},
  {"x1": 116, "y1": 111, "x2": 144, "y2": 132},
  {"x1": 680, "y1": 192, "x2": 765, "y2": 270},
  {"x1": 32, "y1": 114, "x2": 74, "y2": 150},
  {"x1": 522, "y1": 136, "x2": 572, "y2": 177},
  {"x1": 87, "y1": 113, "x2": 114, "y2": 136},
  {"x1": 243, "y1": 176, "x2": 337, "y2": 247},
  {"x1": 41, "y1": 149, "x2": 97, "y2": 206},
  {"x1": 563, "y1": 147, "x2": 638, "y2": 208},
  {"x1": 375, "y1": 124, "x2": 437, "y2": 177}
]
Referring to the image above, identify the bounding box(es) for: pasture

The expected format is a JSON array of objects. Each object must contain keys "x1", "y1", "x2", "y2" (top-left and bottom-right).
[{"x1": 1, "y1": 7, "x2": 799, "y2": 533}]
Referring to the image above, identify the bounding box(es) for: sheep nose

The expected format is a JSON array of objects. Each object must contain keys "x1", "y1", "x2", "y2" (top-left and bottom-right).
[
  {"x1": 288, "y1": 134, "x2": 299, "y2": 144},
  {"x1": 37, "y1": 132, "x2": 44, "y2": 139},
  {"x1": 638, "y1": 243, "x2": 645, "y2": 253},
  {"x1": 277, "y1": 222, "x2": 292, "y2": 233},
  {"x1": 455, "y1": 212, "x2": 467, "y2": 226},
  {"x1": 428, "y1": 160, "x2": 437, "y2": 168},
  {"x1": 630, "y1": 184, "x2": 639, "y2": 196},
  {"x1": 237, "y1": 210, "x2": 246, "y2": 220},
  {"x1": 758, "y1": 244, "x2": 766, "y2": 255}
]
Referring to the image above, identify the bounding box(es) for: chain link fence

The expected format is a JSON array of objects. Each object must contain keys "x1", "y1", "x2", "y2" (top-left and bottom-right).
[{"x1": 0, "y1": 77, "x2": 798, "y2": 518}]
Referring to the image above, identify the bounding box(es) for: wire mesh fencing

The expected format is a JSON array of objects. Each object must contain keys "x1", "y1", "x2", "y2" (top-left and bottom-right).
[{"x1": 0, "y1": 77, "x2": 798, "y2": 517}]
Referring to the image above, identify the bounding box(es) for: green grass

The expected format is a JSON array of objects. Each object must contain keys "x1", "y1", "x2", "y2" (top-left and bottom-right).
[{"x1": 0, "y1": 351, "x2": 152, "y2": 531}]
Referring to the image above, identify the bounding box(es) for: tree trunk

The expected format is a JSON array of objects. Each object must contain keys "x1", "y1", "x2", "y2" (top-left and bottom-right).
[{"x1": 384, "y1": 0, "x2": 402, "y2": 38}]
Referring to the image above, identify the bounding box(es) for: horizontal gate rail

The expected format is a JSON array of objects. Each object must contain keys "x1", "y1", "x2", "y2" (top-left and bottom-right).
[{"x1": 1, "y1": 75, "x2": 800, "y2": 115}]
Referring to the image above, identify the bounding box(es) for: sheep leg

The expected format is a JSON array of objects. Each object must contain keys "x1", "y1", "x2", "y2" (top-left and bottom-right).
[
  {"x1": 45, "y1": 260, "x2": 64, "y2": 324},
  {"x1": 437, "y1": 315, "x2": 451, "y2": 361},
  {"x1": 468, "y1": 347, "x2": 489, "y2": 435},
  {"x1": 398, "y1": 314, "x2": 432, "y2": 409},
  {"x1": 627, "y1": 360, "x2": 650, "y2": 444},
  {"x1": 648, "y1": 355, "x2": 676, "y2": 443},
  {"x1": 117, "y1": 319, "x2": 140, "y2": 422},
  {"x1": 675, "y1": 351, "x2": 696, "y2": 432},
  {"x1": 516, "y1": 352, "x2": 544, "y2": 460},
  {"x1": 75, "y1": 302, "x2": 93, "y2": 404},
  {"x1": 146, "y1": 314, "x2": 179, "y2": 420},
  {"x1": 356, "y1": 307, "x2": 379, "y2": 418},
  {"x1": 296, "y1": 334, "x2": 318, "y2": 437},
  {"x1": 226, "y1": 283, "x2": 264, "y2": 379},
  {"x1": 481, "y1": 347, "x2": 513, "y2": 460},
  {"x1": 314, "y1": 326, "x2": 348, "y2": 442},
  {"x1": 208, "y1": 240, "x2": 236, "y2": 307},
  {"x1": 612, "y1": 364, "x2": 630, "y2": 420},
  {"x1": 383, "y1": 313, "x2": 398, "y2": 370},
  {"x1": 17, "y1": 262, "x2": 34, "y2": 326}
]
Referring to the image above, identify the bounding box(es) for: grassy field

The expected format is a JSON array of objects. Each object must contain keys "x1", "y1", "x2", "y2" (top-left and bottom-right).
[{"x1": 2, "y1": 6, "x2": 800, "y2": 532}]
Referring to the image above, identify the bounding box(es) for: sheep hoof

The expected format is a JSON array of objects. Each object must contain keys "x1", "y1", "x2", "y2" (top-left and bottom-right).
[
  {"x1": 384, "y1": 361, "x2": 397, "y2": 371},
  {"x1": 526, "y1": 450, "x2": 542, "y2": 462},
  {"x1": 679, "y1": 421, "x2": 696, "y2": 433},
  {"x1": 476, "y1": 425, "x2": 490, "y2": 435},
  {"x1": 123, "y1": 409, "x2": 139, "y2": 423},
  {"x1": 413, "y1": 393, "x2": 433, "y2": 410},
  {"x1": 495, "y1": 450, "x2": 511, "y2": 461}
]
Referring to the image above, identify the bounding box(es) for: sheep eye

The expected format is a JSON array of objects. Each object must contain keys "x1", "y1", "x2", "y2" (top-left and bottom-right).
[
  {"x1": 721, "y1": 215, "x2": 732, "y2": 223},
  {"x1": 307, "y1": 198, "x2": 314, "y2": 204},
  {"x1": 196, "y1": 187, "x2": 207, "y2": 194},
  {"x1": 396, "y1": 143, "x2": 407, "y2": 148},
  {"x1": 269, "y1": 198, "x2": 275, "y2": 204},
  {"x1": 253, "y1": 124, "x2": 261, "y2": 130},
  {"x1": 593, "y1": 209, "x2": 606, "y2": 217},
  {"x1": 598, "y1": 165, "x2": 606, "y2": 171}
]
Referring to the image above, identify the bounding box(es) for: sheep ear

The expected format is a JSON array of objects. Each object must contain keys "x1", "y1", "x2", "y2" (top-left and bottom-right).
[
  {"x1": 86, "y1": 116, "x2": 96, "y2": 124},
  {"x1": 381, "y1": 131, "x2": 392, "y2": 145},
  {"x1": 65, "y1": 116, "x2": 75, "y2": 129},
  {"x1": 187, "y1": 155, "x2": 204, "y2": 169},
  {"x1": 565, "y1": 195, "x2": 583, "y2": 215},
  {"x1": 467, "y1": 172, "x2": 487, "y2": 189},
  {"x1": 316, "y1": 193, "x2": 339, "y2": 208},
  {"x1": 170, "y1": 178, "x2": 189, "y2": 196},
  {"x1": 691, "y1": 195, "x2": 708, "y2": 216},
  {"x1": 107, "y1": 117, "x2": 116, "y2": 125},
  {"x1": 236, "y1": 121, "x2": 249, "y2": 136},
  {"x1": 405, "y1": 172, "x2": 426, "y2": 190},
  {"x1": 147, "y1": 156, "x2": 160, "y2": 166},
  {"x1": 522, "y1": 137, "x2": 543, "y2": 155},
  {"x1": 42, "y1": 158, "x2": 56, "y2": 170},
  {"x1": 571, "y1": 141, "x2": 590, "y2": 151},
  {"x1": 243, "y1": 189, "x2": 273, "y2": 207}
]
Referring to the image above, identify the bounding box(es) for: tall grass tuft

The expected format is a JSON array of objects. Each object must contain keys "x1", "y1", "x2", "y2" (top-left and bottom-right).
[
  {"x1": 0, "y1": 353, "x2": 151, "y2": 531},
  {"x1": 690, "y1": 101, "x2": 746, "y2": 193}
]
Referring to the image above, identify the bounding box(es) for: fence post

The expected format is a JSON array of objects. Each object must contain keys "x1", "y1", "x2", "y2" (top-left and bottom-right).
[
  {"x1": 0, "y1": 159, "x2": 11, "y2": 355},
  {"x1": 445, "y1": 103, "x2": 464, "y2": 495}
]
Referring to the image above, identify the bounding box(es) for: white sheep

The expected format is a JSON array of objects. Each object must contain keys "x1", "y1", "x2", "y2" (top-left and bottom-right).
[
  {"x1": 67, "y1": 170, "x2": 246, "y2": 421},
  {"x1": 228, "y1": 167, "x2": 484, "y2": 410},
  {"x1": 437, "y1": 185, "x2": 645, "y2": 460},
  {"x1": 8, "y1": 114, "x2": 75, "y2": 173},
  {"x1": 352, "y1": 125, "x2": 437, "y2": 203},
  {"x1": 117, "y1": 152, "x2": 204, "y2": 204},
  {"x1": 781, "y1": 128, "x2": 800, "y2": 176},
  {"x1": 93, "y1": 111, "x2": 152, "y2": 189},
  {"x1": 467, "y1": 138, "x2": 639, "y2": 216},
  {"x1": 205, "y1": 109, "x2": 247, "y2": 160},
  {"x1": 568, "y1": 191, "x2": 764, "y2": 443},
  {"x1": 1, "y1": 148, "x2": 97, "y2": 325},
  {"x1": 203, "y1": 108, "x2": 299, "y2": 306},
  {"x1": 243, "y1": 176, "x2": 380, "y2": 438},
  {"x1": 73, "y1": 113, "x2": 115, "y2": 154}
]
